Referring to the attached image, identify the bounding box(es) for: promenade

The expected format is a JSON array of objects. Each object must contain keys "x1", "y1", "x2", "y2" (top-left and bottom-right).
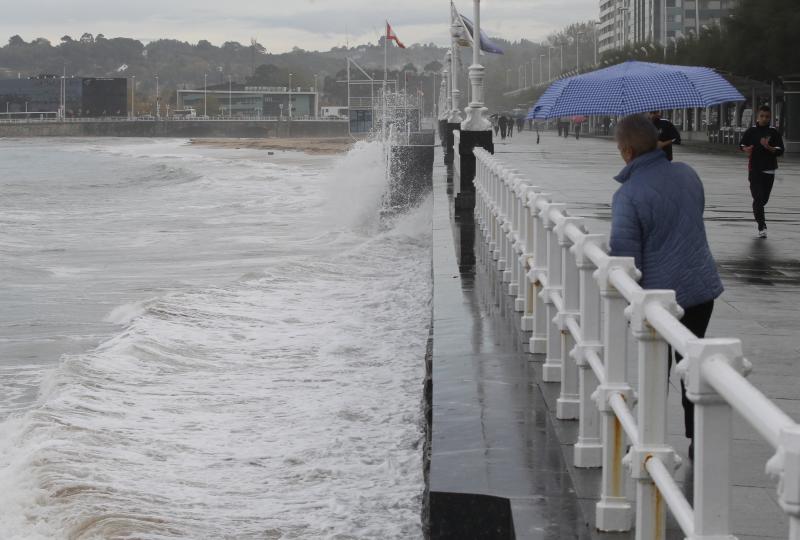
[{"x1": 429, "y1": 131, "x2": 800, "y2": 539}]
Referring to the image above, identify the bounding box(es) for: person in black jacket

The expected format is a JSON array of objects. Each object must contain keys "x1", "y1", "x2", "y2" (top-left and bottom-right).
[
  {"x1": 649, "y1": 111, "x2": 681, "y2": 161},
  {"x1": 739, "y1": 105, "x2": 785, "y2": 238}
]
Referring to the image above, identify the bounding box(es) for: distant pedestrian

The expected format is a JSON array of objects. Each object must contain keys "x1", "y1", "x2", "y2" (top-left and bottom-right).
[
  {"x1": 527, "y1": 118, "x2": 533, "y2": 131},
  {"x1": 649, "y1": 111, "x2": 681, "y2": 161},
  {"x1": 739, "y1": 105, "x2": 785, "y2": 238},
  {"x1": 498, "y1": 115, "x2": 508, "y2": 139},
  {"x1": 492, "y1": 115, "x2": 499, "y2": 137},
  {"x1": 516, "y1": 117, "x2": 524, "y2": 133},
  {"x1": 507, "y1": 116, "x2": 514, "y2": 138},
  {"x1": 609, "y1": 114, "x2": 723, "y2": 459},
  {"x1": 563, "y1": 120, "x2": 569, "y2": 138},
  {"x1": 574, "y1": 121, "x2": 581, "y2": 140}
]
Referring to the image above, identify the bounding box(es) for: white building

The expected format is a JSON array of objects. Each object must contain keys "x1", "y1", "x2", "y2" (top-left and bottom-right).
[{"x1": 598, "y1": 0, "x2": 738, "y2": 54}]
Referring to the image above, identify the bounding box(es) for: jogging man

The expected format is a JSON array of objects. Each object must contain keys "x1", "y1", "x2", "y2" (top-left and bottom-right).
[
  {"x1": 649, "y1": 111, "x2": 681, "y2": 161},
  {"x1": 739, "y1": 105, "x2": 785, "y2": 238}
]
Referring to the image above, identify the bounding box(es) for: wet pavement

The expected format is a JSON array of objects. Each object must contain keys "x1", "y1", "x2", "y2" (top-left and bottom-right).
[{"x1": 429, "y1": 133, "x2": 800, "y2": 539}]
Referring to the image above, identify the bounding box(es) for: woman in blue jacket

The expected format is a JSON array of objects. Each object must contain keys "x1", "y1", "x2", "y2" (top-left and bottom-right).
[{"x1": 609, "y1": 114, "x2": 724, "y2": 459}]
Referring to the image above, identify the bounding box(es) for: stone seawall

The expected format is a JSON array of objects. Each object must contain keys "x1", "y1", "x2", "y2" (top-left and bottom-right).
[{"x1": 0, "y1": 120, "x2": 350, "y2": 138}]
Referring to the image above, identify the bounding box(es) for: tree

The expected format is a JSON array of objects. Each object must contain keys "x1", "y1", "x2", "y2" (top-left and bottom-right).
[
  {"x1": 80, "y1": 33, "x2": 94, "y2": 44},
  {"x1": 401, "y1": 62, "x2": 418, "y2": 73},
  {"x1": 60, "y1": 35, "x2": 74, "y2": 44},
  {"x1": 32, "y1": 37, "x2": 51, "y2": 47},
  {"x1": 8, "y1": 35, "x2": 25, "y2": 47},
  {"x1": 424, "y1": 60, "x2": 443, "y2": 73}
]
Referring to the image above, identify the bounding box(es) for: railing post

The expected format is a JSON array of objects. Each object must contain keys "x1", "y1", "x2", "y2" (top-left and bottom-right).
[
  {"x1": 509, "y1": 177, "x2": 527, "y2": 301},
  {"x1": 627, "y1": 290, "x2": 682, "y2": 540},
  {"x1": 684, "y1": 338, "x2": 746, "y2": 540},
  {"x1": 554, "y1": 216, "x2": 583, "y2": 419},
  {"x1": 540, "y1": 202, "x2": 566, "y2": 382},
  {"x1": 527, "y1": 193, "x2": 550, "y2": 355},
  {"x1": 505, "y1": 174, "x2": 521, "y2": 291},
  {"x1": 517, "y1": 185, "x2": 539, "y2": 317},
  {"x1": 572, "y1": 234, "x2": 607, "y2": 468},
  {"x1": 593, "y1": 257, "x2": 638, "y2": 532}
]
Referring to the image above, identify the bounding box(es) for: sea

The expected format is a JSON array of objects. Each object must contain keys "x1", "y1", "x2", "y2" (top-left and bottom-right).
[{"x1": 0, "y1": 138, "x2": 432, "y2": 539}]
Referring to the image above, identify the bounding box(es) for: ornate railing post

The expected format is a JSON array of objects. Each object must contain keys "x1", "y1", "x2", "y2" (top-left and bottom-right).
[
  {"x1": 539, "y1": 202, "x2": 565, "y2": 382},
  {"x1": 571, "y1": 234, "x2": 606, "y2": 468},
  {"x1": 685, "y1": 338, "x2": 746, "y2": 539},
  {"x1": 593, "y1": 257, "x2": 638, "y2": 532},
  {"x1": 527, "y1": 193, "x2": 550, "y2": 355},
  {"x1": 627, "y1": 290, "x2": 682, "y2": 540},
  {"x1": 554, "y1": 216, "x2": 583, "y2": 419},
  {"x1": 517, "y1": 185, "x2": 539, "y2": 317}
]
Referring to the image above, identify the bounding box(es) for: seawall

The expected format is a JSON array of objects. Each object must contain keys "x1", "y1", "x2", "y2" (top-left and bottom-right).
[{"x1": 0, "y1": 120, "x2": 350, "y2": 138}]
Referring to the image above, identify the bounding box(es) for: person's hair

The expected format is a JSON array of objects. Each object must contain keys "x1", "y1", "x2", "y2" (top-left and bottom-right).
[
  {"x1": 615, "y1": 114, "x2": 659, "y2": 158},
  {"x1": 758, "y1": 105, "x2": 771, "y2": 114}
]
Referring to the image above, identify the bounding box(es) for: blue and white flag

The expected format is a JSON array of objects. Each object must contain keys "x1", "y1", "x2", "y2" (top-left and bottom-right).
[{"x1": 451, "y1": 2, "x2": 504, "y2": 55}]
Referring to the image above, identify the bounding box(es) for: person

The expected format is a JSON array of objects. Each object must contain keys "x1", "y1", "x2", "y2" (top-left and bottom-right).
[
  {"x1": 516, "y1": 116, "x2": 524, "y2": 133},
  {"x1": 649, "y1": 111, "x2": 681, "y2": 161},
  {"x1": 609, "y1": 114, "x2": 724, "y2": 460},
  {"x1": 507, "y1": 115, "x2": 514, "y2": 138},
  {"x1": 492, "y1": 115, "x2": 499, "y2": 137},
  {"x1": 562, "y1": 118, "x2": 569, "y2": 138},
  {"x1": 574, "y1": 120, "x2": 582, "y2": 140},
  {"x1": 498, "y1": 115, "x2": 508, "y2": 140},
  {"x1": 739, "y1": 105, "x2": 785, "y2": 238}
]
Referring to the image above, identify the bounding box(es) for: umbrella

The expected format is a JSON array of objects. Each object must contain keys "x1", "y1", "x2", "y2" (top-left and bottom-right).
[{"x1": 527, "y1": 61, "x2": 745, "y2": 120}]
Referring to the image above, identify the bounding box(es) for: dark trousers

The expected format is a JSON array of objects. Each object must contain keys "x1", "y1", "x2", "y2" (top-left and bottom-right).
[
  {"x1": 668, "y1": 300, "x2": 714, "y2": 439},
  {"x1": 749, "y1": 170, "x2": 775, "y2": 230}
]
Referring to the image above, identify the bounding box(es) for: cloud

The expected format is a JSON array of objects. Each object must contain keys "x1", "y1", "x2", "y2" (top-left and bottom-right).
[{"x1": 0, "y1": 0, "x2": 597, "y2": 52}]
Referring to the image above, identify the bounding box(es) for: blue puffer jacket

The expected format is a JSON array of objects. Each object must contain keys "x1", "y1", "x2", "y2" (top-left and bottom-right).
[{"x1": 609, "y1": 149, "x2": 723, "y2": 309}]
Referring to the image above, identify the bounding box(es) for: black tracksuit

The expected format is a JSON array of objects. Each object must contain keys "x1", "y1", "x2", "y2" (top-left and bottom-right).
[
  {"x1": 739, "y1": 125, "x2": 785, "y2": 230},
  {"x1": 653, "y1": 118, "x2": 681, "y2": 161}
]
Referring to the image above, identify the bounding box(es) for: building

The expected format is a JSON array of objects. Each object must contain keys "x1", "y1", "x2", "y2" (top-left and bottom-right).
[
  {"x1": 176, "y1": 86, "x2": 319, "y2": 118},
  {"x1": 0, "y1": 76, "x2": 127, "y2": 117},
  {"x1": 599, "y1": 0, "x2": 738, "y2": 54},
  {"x1": 321, "y1": 106, "x2": 348, "y2": 119}
]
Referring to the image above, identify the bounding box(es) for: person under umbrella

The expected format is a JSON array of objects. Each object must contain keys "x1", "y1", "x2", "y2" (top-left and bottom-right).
[{"x1": 649, "y1": 110, "x2": 681, "y2": 161}]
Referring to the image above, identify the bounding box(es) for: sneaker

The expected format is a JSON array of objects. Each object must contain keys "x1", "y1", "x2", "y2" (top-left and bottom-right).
[{"x1": 758, "y1": 228, "x2": 768, "y2": 239}]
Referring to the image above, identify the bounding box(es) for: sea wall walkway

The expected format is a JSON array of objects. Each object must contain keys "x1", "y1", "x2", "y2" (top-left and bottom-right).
[{"x1": 428, "y1": 130, "x2": 800, "y2": 539}]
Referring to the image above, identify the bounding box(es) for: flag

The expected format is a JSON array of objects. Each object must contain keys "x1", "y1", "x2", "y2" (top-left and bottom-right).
[
  {"x1": 386, "y1": 22, "x2": 406, "y2": 49},
  {"x1": 451, "y1": 2, "x2": 504, "y2": 55}
]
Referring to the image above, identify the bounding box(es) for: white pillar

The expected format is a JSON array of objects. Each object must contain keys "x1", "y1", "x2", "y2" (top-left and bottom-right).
[
  {"x1": 555, "y1": 217, "x2": 583, "y2": 419},
  {"x1": 528, "y1": 193, "x2": 550, "y2": 355},
  {"x1": 448, "y1": 17, "x2": 463, "y2": 124},
  {"x1": 540, "y1": 203, "x2": 566, "y2": 382}
]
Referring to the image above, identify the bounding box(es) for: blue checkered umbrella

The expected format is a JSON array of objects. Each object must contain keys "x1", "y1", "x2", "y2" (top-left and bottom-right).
[{"x1": 527, "y1": 61, "x2": 745, "y2": 120}]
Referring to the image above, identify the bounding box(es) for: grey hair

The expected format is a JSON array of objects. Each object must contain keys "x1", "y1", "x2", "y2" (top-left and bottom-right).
[{"x1": 615, "y1": 114, "x2": 659, "y2": 158}]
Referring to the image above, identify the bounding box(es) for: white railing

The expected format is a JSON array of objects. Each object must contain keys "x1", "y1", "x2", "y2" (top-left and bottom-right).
[{"x1": 467, "y1": 146, "x2": 800, "y2": 540}]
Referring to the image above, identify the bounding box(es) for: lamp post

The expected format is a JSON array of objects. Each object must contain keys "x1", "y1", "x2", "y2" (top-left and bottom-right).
[
  {"x1": 539, "y1": 54, "x2": 545, "y2": 84},
  {"x1": 593, "y1": 22, "x2": 598, "y2": 65},
  {"x1": 456, "y1": 0, "x2": 493, "y2": 212},
  {"x1": 288, "y1": 72, "x2": 293, "y2": 119},
  {"x1": 560, "y1": 43, "x2": 564, "y2": 74},
  {"x1": 228, "y1": 75, "x2": 232, "y2": 118},
  {"x1": 577, "y1": 32, "x2": 584, "y2": 71},
  {"x1": 695, "y1": 0, "x2": 701, "y2": 37},
  {"x1": 618, "y1": 7, "x2": 630, "y2": 50},
  {"x1": 131, "y1": 75, "x2": 135, "y2": 118},
  {"x1": 203, "y1": 73, "x2": 207, "y2": 117},
  {"x1": 548, "y1": 47, "x2": 554, "y2": 81},
  {"x1": 155, "y1": 74, "x2": 159, "y2": 118},
  {"x1": 448, "y1": 12, "x2": 463, "y2": 125}
]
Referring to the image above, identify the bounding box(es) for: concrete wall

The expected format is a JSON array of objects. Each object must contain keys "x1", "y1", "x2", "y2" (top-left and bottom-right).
[{"x1": 0, "y1": 120, "x2": 350, "y2": 138}]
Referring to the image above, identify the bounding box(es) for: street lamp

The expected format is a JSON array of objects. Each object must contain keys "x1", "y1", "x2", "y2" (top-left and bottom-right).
[
  {"x1": 576, "y1": 32, "x2": 585, "y2": 70},
  {"x1": 228, "y1": 75, "x2": 232, "y2": 118},
  {"x1": 618, "y1": 7, "x2": 630, "y2": 50},
  {"x1": 203, "y1": 73, "x2": 207, "y2": 117},
  {"x1": 288, "y1": 72, "x2": 293, "y2": 119},
  {"x1": 560, "y1": 43, "x2": 564, "y2": 74},
  {"x1": 548, "y1": 47, "x2": 554, "y2": 81},
  {"x1": 155, "y1": 74, "x2": 160, "y2": 118},
  {"x1": 131, "y1": 75, "x2": 135, "y2": 118},
  {"x1": 539, "y1": 54, "x2": 545, "y2": 84}
]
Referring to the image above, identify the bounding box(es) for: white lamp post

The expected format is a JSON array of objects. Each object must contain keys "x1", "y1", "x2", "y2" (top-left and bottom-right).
[
  {"x1": 155, "y1": 74, "x2": 159, "y2": 118},
  {"x1": 288, "y1": 73, "x2": 293, "y2": 119},
  {"x1": 577, "y1": 32, "x2": 584, "y2": 71},
  {"x1": 447, "y1": 12, "x2": 463, "y2": 124},
  {"x1": 461, "y1": 0, "x2": 490, "y2": 132},
  {"x1": 203, "y1": 73, "x2": 207, "y2": 117}
]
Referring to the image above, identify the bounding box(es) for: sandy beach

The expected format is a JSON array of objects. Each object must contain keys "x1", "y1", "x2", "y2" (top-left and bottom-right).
[{"x1": 190, "y1": 137, "x2": 356, "y2": 155}]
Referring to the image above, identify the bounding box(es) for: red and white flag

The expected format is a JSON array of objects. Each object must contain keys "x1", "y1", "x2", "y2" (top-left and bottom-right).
[{"x1": 386, "y1": 22, "x2": 406, "y2": 49}]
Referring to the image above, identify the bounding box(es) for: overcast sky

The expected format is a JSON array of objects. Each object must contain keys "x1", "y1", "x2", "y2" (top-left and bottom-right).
[{"x1": 1, "y1": 0, "x2": 598, "y2": 52}]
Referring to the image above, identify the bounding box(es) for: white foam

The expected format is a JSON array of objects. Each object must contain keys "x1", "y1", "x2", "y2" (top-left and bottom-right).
[{"x1": 0, "y1": 138, "x2": 432, "y2": 539}]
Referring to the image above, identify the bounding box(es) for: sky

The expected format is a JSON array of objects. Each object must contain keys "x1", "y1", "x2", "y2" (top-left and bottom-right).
[{"x1": 1, "y1": 0, "x2": 598, "y2": 52}]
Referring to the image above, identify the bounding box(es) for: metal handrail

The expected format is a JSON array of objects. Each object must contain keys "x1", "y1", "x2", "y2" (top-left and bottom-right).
[{"x1": 464, "y1": 144, "x2": 800, "y2": 540}]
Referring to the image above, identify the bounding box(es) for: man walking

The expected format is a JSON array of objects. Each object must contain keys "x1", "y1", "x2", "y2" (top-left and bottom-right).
[
  {"x1": 609, "y1": 114, "x2": 723, "y2": 459},
  {"x1": 649, "y1": 110, "x2": 681, "y2": 161},
  {"x1": 739, "y1": 105, "x2": 785, "y2": 238}
]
